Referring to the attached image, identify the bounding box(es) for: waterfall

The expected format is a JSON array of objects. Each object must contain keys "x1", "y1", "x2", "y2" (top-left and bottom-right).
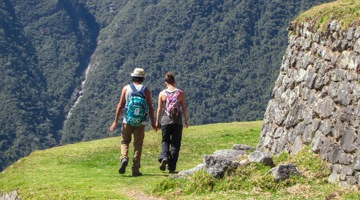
[{"x1": 64, "y1": 60, "x2": 96, "y2": 125}]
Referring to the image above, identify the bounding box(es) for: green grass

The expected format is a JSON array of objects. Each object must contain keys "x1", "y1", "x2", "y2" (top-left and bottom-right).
[
  {"x1": 153, "y1": 145, "x2": 360, "y2": 200},
  {"x1": 295, "y1": 0, "x2": 360, "y2": 29},
  {"x1": 1, "y1": 121, "x2": 360, "y2": 199}
]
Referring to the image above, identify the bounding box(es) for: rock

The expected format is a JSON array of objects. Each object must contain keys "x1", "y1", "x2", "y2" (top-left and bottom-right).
[
  {"x1": 328, "y1": 171, "x2": 340, "y2": 184},
  {"x1": 339, "y1": 153, "x2": 353, "y2": 165},
  {"x1": 318, "y1": 119, "x2": 332, "y2": 136},
  {"x1": 0, "y1": 190, "x2": 20, "y2": 200},
  {"x1": 248, "y1": 151, "x2": 274, "y2": 167},
  {"x1": 314, "y1": 96, "x2": 335, "y2": 118},
  {"x1": 203, "y1": 150, "x2": 245, "y2": 178},
  {"x1": 176, "y1": 164, "x2": 205, "y2": 178},
  {"x1": 328, "y1": 144, "x2": 341, "y2": 164},
  {"x1": 239, "y1": 159, "x2": 250, "y2": 166},
  {"x1": 354, "y1": 38, "x2": 360, "y2": 53},
  {"x1": 340, "y1": 128, "x2": 357, "y2": 153},
  {"x1": 232, "y1": 144, "x2": 256, "y2": 151},
  {"x1": 310, "y1": 131, "x2": 323, "y2": 153},
  {"x1": 211, "y1": 149, "x2": 246, "y2": 160},
  {"x1": 354, "y1": 156, "x2": 360, "y2": 171},
  {"x1": 268, "y1": 164, "x2": 301, "y2": 181},
  {"x1": 290, "y1": 136, "x2": 303, "y2": 154},
  {"x1": 329, "y1": 20, "x2": 341, "y2": 32}
]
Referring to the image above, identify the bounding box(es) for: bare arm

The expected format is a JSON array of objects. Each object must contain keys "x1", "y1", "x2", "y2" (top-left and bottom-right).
[
  {"x1": 156, "y1": 92, "x2": 166, "y2": 129},
  {"x1": 180, "y1": 91, "x2": 189, "y2": 128},
  {"x1": 109, "y1": 86, "x2": 127, "y2": 132},
  {"x1": 145, "y1": 88, "x2": 157, "y2": 131}
]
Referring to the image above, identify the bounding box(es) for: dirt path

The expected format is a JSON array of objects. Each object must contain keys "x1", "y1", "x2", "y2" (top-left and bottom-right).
[{"x1": 127, "y1": 190, "x2": 165, "y2": 200}]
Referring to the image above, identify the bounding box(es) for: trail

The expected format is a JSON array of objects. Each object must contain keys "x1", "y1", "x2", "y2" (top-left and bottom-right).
[{"x1": 127, "y1": 190, "x2": 165, "y2": 200}]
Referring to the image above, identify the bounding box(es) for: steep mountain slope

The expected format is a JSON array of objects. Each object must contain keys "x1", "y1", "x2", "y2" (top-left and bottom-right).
[
  {"x1": 62, "y1": 0, "x2": 331, "y2": 143},
  {"x1": 0, "y1": 0, "x2": 331, "y2": 171},
  {"x1": 0, "y1": 0, "x2": 100, "y2": 171},
  {"x1": 0, "y1": 0, "x2": 53, "y2": 170}
]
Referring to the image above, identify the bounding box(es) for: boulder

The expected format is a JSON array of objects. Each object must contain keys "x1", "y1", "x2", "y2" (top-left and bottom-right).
[
  {"x1": 268, "y1": 164, "x2": 301, "y2": 181},
  {"x1": 248, "y1": 151, "x2": 275, "y2": 167},
  {"x1": 203, "y1": 149, "x2": 245, "y2": 178}
]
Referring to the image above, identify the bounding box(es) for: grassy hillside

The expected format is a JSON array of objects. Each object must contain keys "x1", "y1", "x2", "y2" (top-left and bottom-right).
[
  {"x1": 1, "y1": 121, "x2": 360, "y2": 199},
  {"x1": 296, "y1": 0, "x2": 360, "y2": 29}
]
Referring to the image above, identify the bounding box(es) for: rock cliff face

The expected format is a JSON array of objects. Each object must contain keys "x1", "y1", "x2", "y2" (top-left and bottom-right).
[{"x1": 257, "y1": 20, "x2": 360, "y2": 187}]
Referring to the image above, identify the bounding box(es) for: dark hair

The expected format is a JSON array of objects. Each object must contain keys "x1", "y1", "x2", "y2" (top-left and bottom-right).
[
  {"x1": 165, "y1": 72, "x2": 175, "y2": 85},
  {"x1": 132, "y1": 77, "x2": 144, "y2": 83}
]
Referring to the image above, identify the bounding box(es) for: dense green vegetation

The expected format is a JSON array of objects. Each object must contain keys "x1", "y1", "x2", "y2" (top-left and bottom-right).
[
  {"x1": 61, "y1": 0, "x2": 332, "y2": 142},
  {"x1": 0, "y1": 0, "x2": 54, "y2": 171},
  {"x1": 1, "y1": 122, "x2": 359, "y2": 199},
  {"x1": 0, "y1": 0, "x2": 100, "y2": 171},
  {"x1": 0, "y1": 0, "x2": 331, "y2": 171}
]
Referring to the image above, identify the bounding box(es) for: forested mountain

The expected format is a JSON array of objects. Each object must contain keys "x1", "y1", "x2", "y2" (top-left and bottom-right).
[{"x1": 0, "y1": 0, "x2": 331, "y2": 171}]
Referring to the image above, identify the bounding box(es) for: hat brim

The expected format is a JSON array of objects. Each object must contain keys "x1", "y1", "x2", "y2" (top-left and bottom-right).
[{"x1": 131, "y1": 73, "x2": 145, "y2": 77}]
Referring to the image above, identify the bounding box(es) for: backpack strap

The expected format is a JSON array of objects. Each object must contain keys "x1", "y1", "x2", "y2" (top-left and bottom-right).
[
  {"x1": 165, "y1": 88, "x2": 178, "y2": 95},
  {"x1": 140, "y1": 85, "x2": 146, "y2": 93},
  {"x1": 129, "y1": 83, "x2": 146, "y2": 94},
  {"x1": 129, "y1": 83, "x2": 137, "y2": 93}
]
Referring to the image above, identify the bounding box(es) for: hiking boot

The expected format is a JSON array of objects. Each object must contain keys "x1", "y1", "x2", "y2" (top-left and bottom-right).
[
  {"x1": 160, "y1": 159, "x2": 167, "y2": 171},
  {"x1": 169, "y1": 170, "x2": 177, "y2": 174},
  {"x1": 132, "y1": 172, "x2": 142, "y2": 177},
  {"x1": 118, "y1": 159, "x2": 128, "y2": 174}
]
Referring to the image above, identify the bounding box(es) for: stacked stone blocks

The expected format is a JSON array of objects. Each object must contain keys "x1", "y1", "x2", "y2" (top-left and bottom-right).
[{"x1": 257, "y1": 20, "x2": 360, "y2": 187}]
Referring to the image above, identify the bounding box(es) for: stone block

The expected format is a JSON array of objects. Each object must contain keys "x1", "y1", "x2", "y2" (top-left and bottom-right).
[
  {"x1": 354, "y1": 38, "x2": 360, "y2": 53},
  {"x1": 328, "y1": 145, "x2": 341, "y2": 164},
  {"x1": 314, "y1": 96, "x2": 335, "y2": 119},
  {"x1": 354, "y1": 156, "x2": 360, "y2": 171},
  {"x1": 248, "y1": 151, "x2": 274, "y2": 167},
  {"x1": 259, "y1": 22, "x2": 360, "y2": 186},
  {"x1": 203, "y1": 150, "x2": 244, "y2": 178},
  {"x1": 232, "y1": 144, "x2": 255, "y2": 151},
  {"x1": 302, "y1": 126, "x2": 314, "y2": 144},
  {"x1": 346, "y1": 176, "x2": 357, "y2": 185},
  {"x1": 290, "y1": 136, "x2": 303, "y2": 154},
  {"x1": 339, "y1": 153, "x2": 353, "y2": 165},
  {"x1": 269, "y1": 164, "x2": 301, "y2": 181},
  {"x1": 328, "y1": 171, "x2": 340, "y2": 183},
  {"x1": 311, "y1": 131, "x2": 323, "y2": 153},
  {"x1": 346, "y1": 27, "x2": 355, "y2": 41},
  {"x1": 319, "y1": 119, "x2": 332, "y2": 136},
  {"x1": 340, "y1": 165, "x2": 354, "y2": 181},
  {"x1": 177, "y1": 164, "x2": 205, "y2": 177},
  {"x1": 340, "y1": 127, "x2": 357, "y2": 153}
]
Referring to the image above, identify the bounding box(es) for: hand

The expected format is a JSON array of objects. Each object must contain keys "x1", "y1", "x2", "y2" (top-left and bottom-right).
[
  {"x1": 109, "y1": 121, "x2": 117, "y2": 132},
  {"x1": 151, "y1": 122, "x2": 157, "y2": 132},
  {"x1": 156, "y1": 122, "x2": 161, "y2": 130},
  {"x1": 183, "y1": 121, "x2": 188, "y2": 128}
]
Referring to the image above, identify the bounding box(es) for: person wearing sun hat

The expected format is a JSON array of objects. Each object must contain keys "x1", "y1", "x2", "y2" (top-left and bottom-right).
[
  {"x1": 130, "y1": 68, "x2": 145, "y2": 77},
  {"x1": 109, "y1": 67, "x2": 157, "y2": 177}
]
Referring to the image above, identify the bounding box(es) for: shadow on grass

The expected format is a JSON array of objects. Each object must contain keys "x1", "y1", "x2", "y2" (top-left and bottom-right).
[{"x1": 118, "y1": 173, "x2": 174, "y2": 178}]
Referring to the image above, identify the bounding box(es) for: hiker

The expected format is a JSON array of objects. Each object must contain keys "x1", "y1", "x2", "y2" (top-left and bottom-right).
[
  {"x1": 156, "y1": 71, "x2": 188, "y2": 173},
  {"x1": 109, "y1": 67, "x2": 157, "y2": 177}
]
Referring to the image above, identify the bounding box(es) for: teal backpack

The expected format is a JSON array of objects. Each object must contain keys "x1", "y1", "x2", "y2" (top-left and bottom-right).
[{"x1": 125, "y1": 84, "x2": 148, "y2": 126}]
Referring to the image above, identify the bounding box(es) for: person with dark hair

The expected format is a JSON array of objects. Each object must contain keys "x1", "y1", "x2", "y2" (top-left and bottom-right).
[
  {"x1": 109, "y1": 67, "x2": 157, "y2": 177},
  {"x1": 156, "y1": 71, "x2": 188, "y2": 173}
]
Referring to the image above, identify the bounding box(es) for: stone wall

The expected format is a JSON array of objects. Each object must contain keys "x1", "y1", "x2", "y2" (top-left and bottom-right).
[{"x1": 257, "y1": 20, "x2": 360, "y2": 187}]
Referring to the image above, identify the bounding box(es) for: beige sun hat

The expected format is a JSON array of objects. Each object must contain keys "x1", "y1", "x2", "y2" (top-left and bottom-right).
[{"x1": 131, "y1": 68, "x2": 145, "y2": 77}]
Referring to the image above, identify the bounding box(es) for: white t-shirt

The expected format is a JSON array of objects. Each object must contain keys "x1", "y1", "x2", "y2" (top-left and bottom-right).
[{"x1": 122, "y1": 84, "x2": 147, "y2": 125}]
